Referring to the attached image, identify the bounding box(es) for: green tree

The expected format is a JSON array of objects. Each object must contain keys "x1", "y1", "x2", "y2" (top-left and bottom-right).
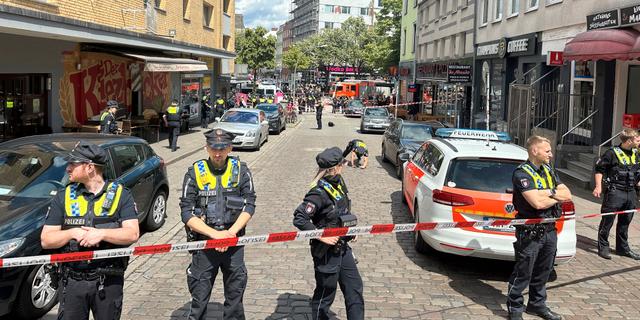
[
  {"x1": 282, "y1": 45, "x2": 311, "y2": 93},
  {"x1": 371, "y1": 0, "x2": 402, "y2": 72},
  {"x1": 236, "y1": 26, "x2": 276, "y2": 92}
]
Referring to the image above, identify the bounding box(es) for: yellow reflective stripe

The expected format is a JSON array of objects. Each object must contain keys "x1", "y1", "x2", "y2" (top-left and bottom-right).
[
  {"x1": 613, "y1": 147, "x2": 637, "y2": 165},
  {"x1": 93, "y1": 183, "x2": 123, "y2": 216},
  {"x1": 65, "y1": 185, "x2": 88, "y2": 217}
]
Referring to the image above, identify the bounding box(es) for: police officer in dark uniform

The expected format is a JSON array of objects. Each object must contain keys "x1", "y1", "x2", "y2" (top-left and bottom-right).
[
  {"x1": 100, "y1": 100, "x2": 120, "y2": 134},
  {"x1": 593, "y1": 128, "x2": 640, "y2": 260},
  {"x1": 41, "y1": 141, "x2": 140, "y2": 320},
  {"x1": 180, "y1": 128, "x2": 256, "y2": 320},
  {"x1": 315, "y1": 102, "x2": 323, "y2": 130},
  {"x1": 507, "y1": 136, "x2": 571, "y2": 320},
  {"x1": 293, "y1": 147, "x2": 364, "y2": 320},
  {"x1": 343, "y1": 139, "x2": 369, "y2": 169},
  {"x1": 163, "y1": 99, "x2": 181, "y2": 152}
]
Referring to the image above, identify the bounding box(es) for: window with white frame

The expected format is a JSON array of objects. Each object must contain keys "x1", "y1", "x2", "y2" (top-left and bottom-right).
[
  {"x1": 481, "y1": 0, "x2": 489, "y2": 24},
  {"x1": 495, "y1": 0, "x2": 503, "y2": 20},
  {"x1": 510, "y1": 0, "x2": 519, "y2": 15},
  {"x1": 527, "y1": 0, "x2": 538, "y2": 10}
]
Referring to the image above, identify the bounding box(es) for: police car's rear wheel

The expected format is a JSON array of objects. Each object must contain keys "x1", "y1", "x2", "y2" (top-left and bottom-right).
[
  {"x1": 13, "y1": 264, "x2": 58, "y2": 319},
  {"x1": 413, "y1": 204, "x2": 431, "y2": 254},
  {"x1": 145, "y1": 190, "x2": 167, "y2": 231}
]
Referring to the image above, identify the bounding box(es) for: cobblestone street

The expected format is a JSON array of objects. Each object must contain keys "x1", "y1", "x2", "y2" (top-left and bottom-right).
[{"x1": 41, "y1": 113, "x2": 640, "y2": 320}]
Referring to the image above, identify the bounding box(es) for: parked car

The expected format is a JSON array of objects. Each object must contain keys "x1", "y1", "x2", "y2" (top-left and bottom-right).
[
  {"x1": 213, "y1": 108, "x2": 269, "y2": 151},
  {"x1": 381, "y1": 119, "x2": 434, "y2": 178},
  {"x1": 401, "y1": 128, "x2": 576, "y2": 262},
  {"x1": 256, "y1": 103, "x2": 286, "y2": 134},
  {"x1": 344, "y1": 99, "x2": 365, "y2": 117},
  {"x1": 0, "y1": 133, "x2": 169, "y2": 319},
  {"x1": 360, "y1": 107, "x2": 392, "y2": 133}
]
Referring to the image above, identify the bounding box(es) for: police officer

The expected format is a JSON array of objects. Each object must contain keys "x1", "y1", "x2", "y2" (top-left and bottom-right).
[
  {"x1": 315, "y1": 102, "x2": 323, "y2": 130},
  {"x1": 201, "y1": 92, "x2": 211, "y2": 128},
  {"x1": 163, "y1": 99, "x2": 181, "y2": 152},
  {"x1": 100, "y1": 100, "x2": 120, "y2": 134},
  {"x1": 343, "y1": 139, "x2": 369, "y2": 169},
  {"x1": 507, "y1": 136, "x2": 571, "y2": 320},
  {"x1": 40, "y1": 141, "x2": 140, "y2": 320},
  {"x1": 180, "y1": 128, "x2": 256, "y2": 320},
  {"x1": 293, "y1": 147, "x2": 364, "y2": 320},
  {"x1": 593, "y1": 128, "x2": 640, "y2": 260}
]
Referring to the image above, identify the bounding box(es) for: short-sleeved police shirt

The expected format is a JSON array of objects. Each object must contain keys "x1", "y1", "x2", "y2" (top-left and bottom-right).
[
  {"x1": 45, "y1": 182, "x2": 138, "y2": 226},
  {"x1": 512, "y1": 161, "x2": 562, "y2": 219}
]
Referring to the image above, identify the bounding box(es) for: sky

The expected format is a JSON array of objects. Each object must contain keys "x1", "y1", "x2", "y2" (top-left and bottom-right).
[{"x1": 236, "y1": 0, "x2": 291, "y2": 30}]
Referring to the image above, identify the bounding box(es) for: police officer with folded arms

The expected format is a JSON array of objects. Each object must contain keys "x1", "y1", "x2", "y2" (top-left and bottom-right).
[
  {"x1": 180, "y1": 128, "x2": 256, "y2": 320},
  {"x1": 593, "y1": 128, "x2": 640, "y2": 260},
  {"x1": 293, "y1": 147, "x2": 364, "y2": 320},
  {"x1": 41, "y1": 141, "x2": 140, "y2": 320},
  {"x1": 99, "y1": 100, "x2": 120, "y2": 134},
  {"x1": 507, "y1": 136, "x2": 571, "y2": 320}
]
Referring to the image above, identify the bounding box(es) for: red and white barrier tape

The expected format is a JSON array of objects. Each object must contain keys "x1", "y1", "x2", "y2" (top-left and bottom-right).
[{"x1": 1, "y1": 209, "x2": 634, "y2": 269}]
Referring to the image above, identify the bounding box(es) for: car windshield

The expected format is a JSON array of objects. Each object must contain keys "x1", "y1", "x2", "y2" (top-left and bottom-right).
[
  {"x1": 0, "y1": 149, "x2": 68, "y2": 201},
  {"x1": 401, "y1": 125, "x2": 433, "y2": 141},
  {"x1": 364, "y1": 108, "x2": 388, "y2": 116},
  {"x1": 257, "y1": 105, "x2": 278, "y2": 113},
  {"x1": 350, "y1": 100, "x2": 364, "y2": 108},
  {"x1": 446, "y1": 158, "x2": 521, "y2": 193},
  {"x1": 221, "y1": 111, "x2": 259, "y2": 124}
]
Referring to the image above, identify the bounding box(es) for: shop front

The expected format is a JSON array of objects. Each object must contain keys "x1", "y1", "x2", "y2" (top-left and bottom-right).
[
  {"x1": 563, "y1": 4, "x2": 640, "y2": 146},
  {"x1": 416, "y1": 60, "x2": 472, "y2": 127},
  {"x1": 473, "y1": 33, "x2": 542, "y2": 131}
]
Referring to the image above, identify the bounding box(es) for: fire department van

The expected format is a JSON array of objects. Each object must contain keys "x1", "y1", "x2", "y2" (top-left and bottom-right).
[{"x1": 401, "y1": 128, "x2": 576, "y2": 262}]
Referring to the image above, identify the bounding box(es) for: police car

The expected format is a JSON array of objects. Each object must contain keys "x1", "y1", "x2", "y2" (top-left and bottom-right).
[{"x1": 401, "y1": 128, "x2": 576, "y2": 262}]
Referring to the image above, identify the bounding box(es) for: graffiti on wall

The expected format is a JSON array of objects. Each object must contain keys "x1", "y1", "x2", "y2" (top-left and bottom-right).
[
  {"x1": 59, "y1": 53, "x2": 130, "y2": 126},
  {"x1": 143, "y1": 72, "x2": 171, "y2": 112}
]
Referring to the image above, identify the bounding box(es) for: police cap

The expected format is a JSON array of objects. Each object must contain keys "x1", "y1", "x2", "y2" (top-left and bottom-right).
[
  {"x1": 316, "y1": 147, "x2": 344, "y2": 169},
  {"x1": 65, "y1": 140, "x2": 108, "y2": 165},
  {"x1": 205, "y1": 128, "x2": 236, "y2": 149}
]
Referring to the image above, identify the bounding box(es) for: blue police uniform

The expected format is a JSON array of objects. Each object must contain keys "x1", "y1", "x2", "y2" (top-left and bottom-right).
[
  {"x1": 507, "y1": 161, "x2": 563, "y2": 320},
  {"x1": 293, "y1": 147, "x2": 364, "y2": 320},
  {"x1": 179, "y1": 129, "x2": 256, "y2": 320}
]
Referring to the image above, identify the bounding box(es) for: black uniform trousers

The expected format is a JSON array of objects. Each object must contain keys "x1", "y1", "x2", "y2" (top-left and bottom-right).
[
  {"x1": 57, "y1": 274, "x2": 124, "y2": 320},
  {"x1": 599, "y1": 188, "x2": 637, "y2": 253},
  {"x1": 311, "y1": 245, "x2": 364, "y2": 320},
  {"x1": 167, "y1": 121, "x2": 180, "y2": 152},
  {"x1": 187, "y1": 246, "x2": 247, "y2": 320},
  {"x1": 507, "y1": 226, "x2": 557, "y2": 314}
]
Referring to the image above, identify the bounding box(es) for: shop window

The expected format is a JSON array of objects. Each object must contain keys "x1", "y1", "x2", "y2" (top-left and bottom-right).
[
  {"x1": 203, "y1": 3, "x2": 213, "y2": 28},
  {"x1": 626, "y1": 66, "x2": 640, "y2": 114}
]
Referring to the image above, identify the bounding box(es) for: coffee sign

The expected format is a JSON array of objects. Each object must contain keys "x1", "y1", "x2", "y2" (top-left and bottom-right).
[
  {"x1": 587, "y1": 9, "x2": 619, "y2": 30},
  {"x1": 621, "y1": 5, "x2": 640, "y2": 26}
]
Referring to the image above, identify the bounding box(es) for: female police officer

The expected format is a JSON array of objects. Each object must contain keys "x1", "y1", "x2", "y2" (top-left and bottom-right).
[{"x1": 293, "y1": 147, "x2": 364, "y2": 320}]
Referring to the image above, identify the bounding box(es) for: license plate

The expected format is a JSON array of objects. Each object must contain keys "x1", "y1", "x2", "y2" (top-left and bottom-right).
[{"x1": 482, "y1": 217, "x2": 515, "y2": 232}]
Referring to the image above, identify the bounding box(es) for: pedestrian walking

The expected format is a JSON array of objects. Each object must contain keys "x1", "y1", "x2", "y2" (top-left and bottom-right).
[
  {"x1": 40, "y1": 141, "x2": 140, "y2": 320},
  {"x1": 593, "y1": 128, "x2": 640, "y2": 260},
  {"x1": 293, "y1": 147, "x2": 364, "y2": 320},
  {"x1": 99, "y1": 100, "x2": 120, "y2": 134},
  {"x1": 506, "y1": 135, "x2": 571, "y2": 320},
  {"x1": 163, "y1": 99, "x2": 181, "y2": 152},
  {"x1": 180, "y1": 128, "x2": 256, "y2": 320}
]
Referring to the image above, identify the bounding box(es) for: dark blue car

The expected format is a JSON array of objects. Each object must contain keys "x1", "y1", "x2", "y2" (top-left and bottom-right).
[{"x1": 0, "y1": 134, "x2": 169, "y2": 319}]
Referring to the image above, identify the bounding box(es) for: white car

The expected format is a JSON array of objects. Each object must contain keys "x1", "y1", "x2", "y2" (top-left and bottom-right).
[
  {"x1": 401, "y1": 128, "x2": 576, "y2": 262},
  {"x1": 213, "y1": 108, "x2": 269, "y2": 151}
]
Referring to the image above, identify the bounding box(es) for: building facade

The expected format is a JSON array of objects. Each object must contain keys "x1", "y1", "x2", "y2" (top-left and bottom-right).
[
  {"x1": 0, "y1": 0, "x2": 235, "y2": 139},
  {"x1": 416, "y1": 0, "x2": 475, "y2": 127}
]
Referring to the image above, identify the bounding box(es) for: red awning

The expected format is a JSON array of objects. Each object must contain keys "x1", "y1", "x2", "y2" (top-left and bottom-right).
[{"x1": 564, "y1": 28, "x2": 640, "y2": 61}]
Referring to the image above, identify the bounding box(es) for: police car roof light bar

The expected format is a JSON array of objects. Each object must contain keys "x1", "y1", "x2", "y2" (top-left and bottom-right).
[{"x1": 434, "y1": 128, "x2": 512, "y2": 142}]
